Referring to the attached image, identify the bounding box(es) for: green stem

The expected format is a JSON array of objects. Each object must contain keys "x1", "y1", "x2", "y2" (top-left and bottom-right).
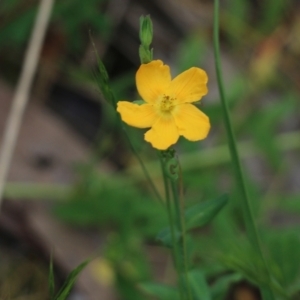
[
  {"x1": 166, "y1": 188, "x2": 185, "y2": 300},
  {"x1": 158, "y1": 153, "x2": 170, "y2": 203},
  {"x1": 170, "y1": 179, "x2": 192, "y2": 300},
  {"x1": 213, "y1": 1, "x2": 275, "y2": 298},
  {"x1": 159, "y1": 155, "x2": 185, "y2": 300}
]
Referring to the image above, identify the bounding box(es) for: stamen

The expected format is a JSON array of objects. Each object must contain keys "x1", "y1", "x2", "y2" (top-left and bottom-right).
[{"x1": 160, "y1": 94, "x2": 175, "y2": 112}]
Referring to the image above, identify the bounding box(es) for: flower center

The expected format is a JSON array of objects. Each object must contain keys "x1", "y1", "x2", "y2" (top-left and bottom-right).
[{"x1": 160, "y1": 94, "x2": 175, "y2": 113}]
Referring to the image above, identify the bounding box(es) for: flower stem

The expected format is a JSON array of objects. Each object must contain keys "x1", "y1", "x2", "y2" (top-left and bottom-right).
[
  {"x1": 159, "y1": 150, "x2": 192, "y2": 300},
  {"x1": 159, "y1": 154, "x2": 185, "y2": 300},
  {"x1": 213, "y1": 0, "x2": 275, "y2": 298},
  {"x1": 166, "y1": 190, "x2": 185, "y2": 300},
  {"x1": 170, "y1": 178, "x2": 192, "y2": 300}
]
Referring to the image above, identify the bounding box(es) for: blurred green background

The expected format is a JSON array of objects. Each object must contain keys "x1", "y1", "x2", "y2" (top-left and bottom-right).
[{"x1": 0, "y1": 0, "x2": 300, "y2": 299}]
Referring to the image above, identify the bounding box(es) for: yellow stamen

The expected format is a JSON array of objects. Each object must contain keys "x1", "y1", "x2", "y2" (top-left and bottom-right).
[{"x1": 160, "y1": 94, "x2": 175, "y2": 112}]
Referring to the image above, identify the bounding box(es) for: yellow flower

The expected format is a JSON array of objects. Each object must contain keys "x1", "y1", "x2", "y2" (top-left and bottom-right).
[{"x1": 117, "y1": 60, "x2": 210, "y2": 150}]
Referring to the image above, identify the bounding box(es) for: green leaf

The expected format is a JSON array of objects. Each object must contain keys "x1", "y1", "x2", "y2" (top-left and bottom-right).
[
  {"x1": 210, "y1": 273, "x2": 242, "y2": 299},
  {"x1": 49, "y1": 255, "x2": 55, "y2": 299},
  {"x1": 139, "y1": 282, "x2": 180, "y2": 300},
  {"x1": 54, "y1": 259, "x2": 90, "y2": 300},
  {"x1": 156, "y1": 226, "x2": 181, "y2": 248},
  {"x1": 90, "y1": 37, "x2": 117, "y2": 108},
  {"x1": 185, "y1": 194, "x2": 229, "y2": 230},
  {"x1": 264, "y1": 229, "x2": 300, "y2": 290},
  {"x1": 249, "y1": 95, "x2": 295, "y2": 170},
  {"x1": 187, "y1": 269, "x2": 211, "y2": 300},
  {"x1": 156, "y1": 195, "x2": 228, "y2": 246},
  {"x1": 218, "y1": 242, "x2": 288, "y2": 299},
  {"x1": 217, "y1": 237, "x2": 265, "y2": 283}
]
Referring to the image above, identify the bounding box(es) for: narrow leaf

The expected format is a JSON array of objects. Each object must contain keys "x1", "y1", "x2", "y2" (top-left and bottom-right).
[
  {"x1": 157, "y1": 195, "x2": 228, "y2": 246},
  {"x1": 54, "y1": 259, "x2": 91, "y2": 300},
  {"x1": 90, "y1": 34, "x2": 116, "y2": 107},
  {"x1": 187, "y1": 269, "x2": 211, "y2": 300},
  {"x1": 139, "y1": 282, "x2": 180, "y2": 300},
  {"x1": 49, "y1": 254, "x2": 55, "y2": 299},
  {"x1": 210, "y1": 273, "x2": 242, "y2": 299},
  {"x1": 185, "y1": 194, "x2": 228, "y2": 230},
  {"x1": 156, "y1": 226, "x2": 181, "y2": 247}
]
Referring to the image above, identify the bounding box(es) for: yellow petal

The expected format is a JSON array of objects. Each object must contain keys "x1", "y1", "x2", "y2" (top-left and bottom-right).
[
  {"x1": 168, "y1": 67, "x2": 208, "y2": 103},
  {"x1": 144, "y1": 117, "x2": 179, "y2": 150},
  {"x1": 136, "y1": 60, "x2": 171, "y2": 104},
  {"x1": 117, "y1": 101, "x2": 156, "y2": 128},
  {"x1": 173, "y1": 104, "x2": 210, "y2": 141}
]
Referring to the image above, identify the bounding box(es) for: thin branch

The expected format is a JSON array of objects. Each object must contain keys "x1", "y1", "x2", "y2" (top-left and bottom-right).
[{"x1": 0, "y1": 0, "x2": 55, "y2": 208}]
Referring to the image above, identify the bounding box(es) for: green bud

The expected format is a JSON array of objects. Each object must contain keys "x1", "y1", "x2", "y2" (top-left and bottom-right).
[{"x1": 139, "y1": 15, "x2": 153, "y2": 47}]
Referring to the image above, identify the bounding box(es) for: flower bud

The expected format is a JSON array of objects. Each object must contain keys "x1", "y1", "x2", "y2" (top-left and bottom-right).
[{"x1": 139, "y1": 15, "x2": 153, "y2": 47}]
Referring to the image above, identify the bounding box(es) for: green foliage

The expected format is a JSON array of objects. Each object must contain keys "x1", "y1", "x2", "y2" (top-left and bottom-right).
[
  {"x1": 54, "y1": 0, "x2": 110, "y2": 40},
  {"x1": 227, "y1": 0, "x2": 250, "y2": 22},
  {"x1": 103, "y1": 234, "x2": 151, "y2": 300},
  {"x1": 52, "y1": 259, "x2": 90, "y2": 300},
  {"x1": 0, "y1": 7, "x2": 38, "y2": 45},
  {"x1": 185, "y1": 194, "x2": 228, "y2": 230},
  {"x1": 265, "y1": 230, "x2": 300, "y2": 294},
  {"x1": 1, "y1": 0, "x2": 20, "y2": 11},
  {"x1": 246, "y1": 93, "x2": 296, "y2": 169},
  {"x1": 138, "y1": 270, "x2": 211, "y2": 300},
  {"x1": 8, "y1": 1, "x2": 297, "y2": 299},
  {"x1": 210, "y1": 273, "x2": 243, "y2": 300},
  {"x1": 139, "y1": 282, "x2": 180, "y2": 300},
  {"x1": 225, "y1": 0, "x2": 251, "y2": 40},
  {"x1": 186, "y1": 269, "x2": 211, "y2": 300},
  {"x1": 156, "y1": 226, "x2": 181, "y2": 248},
  {"x1": 94, "y1": 51, "x2": 117, "y2": 108},
  {"x1": 259, "y1": 0, "x2": 291, "y2": 33},
  {"x1": 156, "y1": 195, "x2": 228, "y2": 247},
  {"x1": 54, "y1": 171, "x2": 167, "y2": 237},
  {"x1": 0, "y1": 0, "x2": 110, "y2": 51}
]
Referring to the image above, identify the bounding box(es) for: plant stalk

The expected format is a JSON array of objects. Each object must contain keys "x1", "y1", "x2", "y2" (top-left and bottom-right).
[
  {"x1": 213, "y1": 0, "x2": 275, "y2": 298},
  {"x1": 159, "y1": 155, "x2": 185, "y2": 300},
  {"x1": 170, "y1": 178, "x2": 192, "y2": 300}
]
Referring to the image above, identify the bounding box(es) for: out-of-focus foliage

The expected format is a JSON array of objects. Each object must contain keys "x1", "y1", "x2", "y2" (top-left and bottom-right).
[
  {"x1": 0, "y1": 0, "x2": 110, "y2": 50},
  {"x1": 1, "y1": 0, "x2": 300, "y2": 299},
  {"x1": 54, "y1": 166, "x2": 167, "y2": 237},
  {"x1": 54, "y1": 2, "x2": 300, "y2": 293}
]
